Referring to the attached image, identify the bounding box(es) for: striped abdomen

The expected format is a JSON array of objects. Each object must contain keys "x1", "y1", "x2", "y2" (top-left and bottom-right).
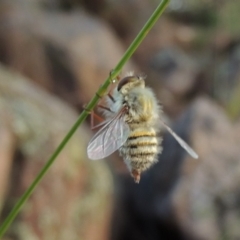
[{"x1": 119, "y1": 127, "x2": 162, "y2": 173}]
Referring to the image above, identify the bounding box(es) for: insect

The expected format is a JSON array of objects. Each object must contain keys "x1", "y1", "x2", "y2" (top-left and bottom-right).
[{"x1": 87, "y1": 72, "x2": 198, "y2": 183}]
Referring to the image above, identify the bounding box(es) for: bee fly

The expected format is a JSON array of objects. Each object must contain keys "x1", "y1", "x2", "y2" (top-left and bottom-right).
[{"x1": 87, "y1": 72, "x2": 198, "y2": 183}]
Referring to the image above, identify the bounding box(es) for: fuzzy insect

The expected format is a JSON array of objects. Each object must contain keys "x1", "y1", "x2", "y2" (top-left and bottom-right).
[{"x1": 87, "y1": 72, "x2": 198, "y2": 183}]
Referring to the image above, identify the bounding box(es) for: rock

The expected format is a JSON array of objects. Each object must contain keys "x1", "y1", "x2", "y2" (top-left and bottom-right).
[
  {"x1": 111, "y1": 97, "x2": 240, "y2": 240},
  {"x1": 209, "y1": 41, "x2": 240, "y2": 117},
  {"x1": 167, "y1": 0, "x2": 217, "y2": 26},
  {"x1": 148, "y1": 47, "x2": 201, "y2": 118},
  {"x1": 173, "y1": 97, "x2": 240, "y2": 240},
  {"x1": 0, "y1": 2, "x2": 135, "y2": 108},
  {"x1": 0, "y1": 65, "x2": 113, "y2": 240},
  {"x1": 100, "y1": 0, "x2": 156, "y2": 38},
  {"x1": 0, "y1": 107, "x2": 15, "y2": 214},
  {"x1": 149, "y1": 47, "x2": 199, "y2": 95}
]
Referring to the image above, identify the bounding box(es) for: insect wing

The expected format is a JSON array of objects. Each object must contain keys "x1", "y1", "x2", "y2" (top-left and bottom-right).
[
  {"x1": 160, "y1": 119, "x2": 199, "y2": 159},
  {"x1": 87, "y1": 112, "x2": 130, "y2": 160}
]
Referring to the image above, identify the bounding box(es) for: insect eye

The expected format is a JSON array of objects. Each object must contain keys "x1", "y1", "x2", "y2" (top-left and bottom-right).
[{"x1": 117, "y1": 77, "x2": 133, "y2": 91}]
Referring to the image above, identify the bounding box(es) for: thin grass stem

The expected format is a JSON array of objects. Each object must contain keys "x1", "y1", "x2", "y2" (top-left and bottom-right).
[{"x1": 0, "y1": 0, "x2": 169, "y2": 237}]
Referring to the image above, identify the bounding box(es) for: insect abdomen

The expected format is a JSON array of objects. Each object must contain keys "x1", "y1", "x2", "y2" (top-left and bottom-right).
[{"x1": 119, "y1": 127, "x2": 162, "y2": 172}]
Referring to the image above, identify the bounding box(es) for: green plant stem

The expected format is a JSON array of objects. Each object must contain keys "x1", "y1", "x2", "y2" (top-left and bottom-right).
[{"x1": 0, "y1": 0, "x2": 169, "y2": 237}]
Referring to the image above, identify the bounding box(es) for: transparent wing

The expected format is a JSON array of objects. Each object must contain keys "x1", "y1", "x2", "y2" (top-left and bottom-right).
[
  {"x1": 87, "y1": 109, "x2": 130, "y2": 160},
  {"x1": 160, "y1": 119, "x2": 199, "y2": 159}
]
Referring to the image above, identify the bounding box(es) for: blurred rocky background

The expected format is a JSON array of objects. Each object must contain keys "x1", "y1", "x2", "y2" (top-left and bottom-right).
[{"x1": 0, "y1": 0, "x2": 239, "y2": 239}]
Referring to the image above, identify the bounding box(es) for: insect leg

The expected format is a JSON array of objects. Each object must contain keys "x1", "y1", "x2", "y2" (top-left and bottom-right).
[
  {"x1": 82, "y1": 103, "x2": 104, "y2": 130},
  {"x1": 107, "y1": 93, "x2": 116, "y2": 103},
  {"x1": 97, "y1": 104, "x2": 114, "y2": 113},
  {"x1": 90, "y1": 111, "x2": 105, "y2": 130},
  {"x1": 91, "y1": 103, "x2": 117, "y2": 130}
]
